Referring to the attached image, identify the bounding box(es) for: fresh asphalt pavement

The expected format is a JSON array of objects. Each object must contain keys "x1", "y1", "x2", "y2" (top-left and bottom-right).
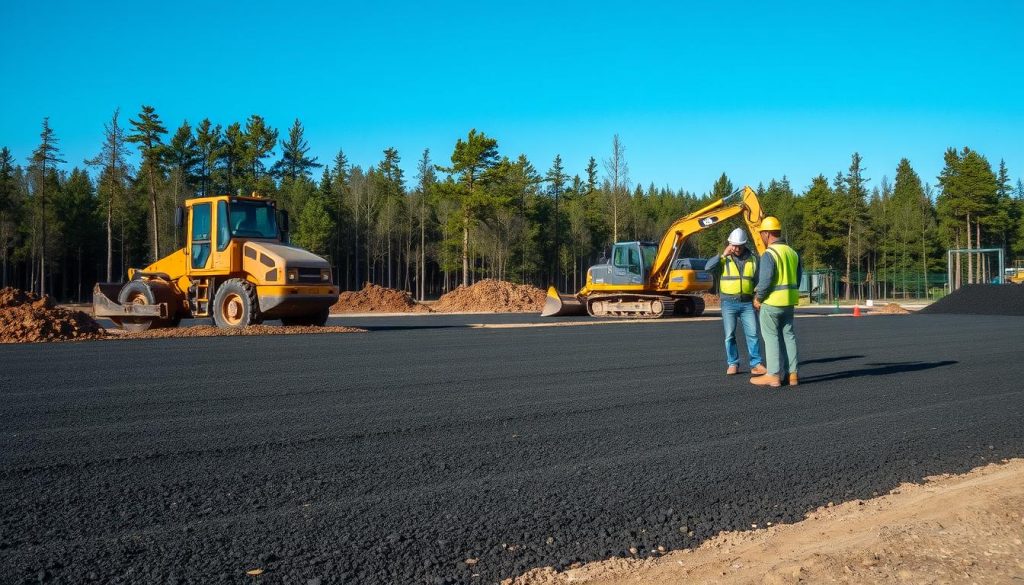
[{"x1": 1, "y1": 312, "x2": 1022, "y2": 584}]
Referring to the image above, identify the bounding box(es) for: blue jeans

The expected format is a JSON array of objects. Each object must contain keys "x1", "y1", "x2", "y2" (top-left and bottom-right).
[{"x1": 721, "y1": 298, "x2": 763, "y2": 367}]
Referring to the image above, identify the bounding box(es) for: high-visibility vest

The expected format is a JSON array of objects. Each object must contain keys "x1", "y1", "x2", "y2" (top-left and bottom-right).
[
  {"x1": 719, "y1": 255, "x2": 756, "y2": 296},
  {"x1": 764, "y1": 243, "x2": 800, "y2": 307}
]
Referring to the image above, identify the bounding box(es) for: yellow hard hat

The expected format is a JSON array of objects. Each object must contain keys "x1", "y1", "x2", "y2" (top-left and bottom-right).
[{"x1": 759, "y1": 216, "x2": 782, "y2": 232}]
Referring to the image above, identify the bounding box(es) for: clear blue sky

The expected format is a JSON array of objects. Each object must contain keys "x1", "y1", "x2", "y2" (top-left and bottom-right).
[{"x1": 2, "y1": 1, "x2": 1022, "y2": 195}]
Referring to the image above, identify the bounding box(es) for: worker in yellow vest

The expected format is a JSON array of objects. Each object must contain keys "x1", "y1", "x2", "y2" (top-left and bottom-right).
[
  {"x1": 705, "y1": 228, "x2": 765, "y2": 376},
  {"x1": 751, "y1": 217, "x2": 802, "y2": 388}
]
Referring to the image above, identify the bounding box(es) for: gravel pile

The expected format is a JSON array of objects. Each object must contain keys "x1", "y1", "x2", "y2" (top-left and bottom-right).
[
  {"x1": 331, "y1": 283, "x2": 429, "y2": 313},
  {"x1": 0, "y1": 287, "x2": 105, "y2": 343},
  {"x1": 919, "y1": 285, "x2": 1024, "y2": 316},
  {"x1": 434, "y1": 279, "x2": 546, "y2": 312}
]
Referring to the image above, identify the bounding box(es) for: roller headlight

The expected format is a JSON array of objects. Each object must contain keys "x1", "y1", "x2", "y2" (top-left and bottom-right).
[
  {"x1": 321, "y1": 269, "x2": 332, "y2": 283},
  {"x1": 286, "y1": 268, "x2": 298, "y2": 282}
]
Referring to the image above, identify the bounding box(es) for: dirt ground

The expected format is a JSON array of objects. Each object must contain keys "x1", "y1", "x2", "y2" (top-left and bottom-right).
[
  {"x1": 506, "y1": 459, "x2": 1024, "y2": 585},
  {"x1": 433, "y1": 279, "x2": 546, "y2": 312}
]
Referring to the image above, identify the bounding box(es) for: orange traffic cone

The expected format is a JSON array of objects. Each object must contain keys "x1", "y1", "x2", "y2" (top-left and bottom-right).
[{"x1": 853, "y1": 305, "x2": 862, "y2": 317}]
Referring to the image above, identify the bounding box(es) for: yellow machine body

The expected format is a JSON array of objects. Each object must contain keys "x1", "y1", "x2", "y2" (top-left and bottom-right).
[{"x1": 96, "y1": 194, "x2": 338, "y2": 329}]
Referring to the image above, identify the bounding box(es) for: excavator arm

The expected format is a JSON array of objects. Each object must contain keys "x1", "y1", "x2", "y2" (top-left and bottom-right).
[{"x1": 648, "y1": 185, "x2": 767, "y2": 288}]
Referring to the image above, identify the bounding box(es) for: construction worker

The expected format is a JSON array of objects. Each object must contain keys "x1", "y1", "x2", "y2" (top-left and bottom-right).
[
  {"x1": 751, "y1": 217, "x2": 802, "y2": 388},
  {"x1": 705, "y1": 228, "x2": 765, "y2": 376}
]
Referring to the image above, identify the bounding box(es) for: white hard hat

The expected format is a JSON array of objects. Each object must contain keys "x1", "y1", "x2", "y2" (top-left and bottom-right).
[{"x1": 727, "y1": 228, "x2": 748, "y2": 246}]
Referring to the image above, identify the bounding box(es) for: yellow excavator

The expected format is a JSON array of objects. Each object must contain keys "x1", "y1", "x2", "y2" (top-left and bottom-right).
[
  {"x1": 542, "y1": 185, "x2": 769, "y2": 318},
  {"x1": 1008, "y1": 259, "x2": 1024, "y2": 285},
  {"x1": 93, "y1": 193, "x2": 338, "y2": 331}
]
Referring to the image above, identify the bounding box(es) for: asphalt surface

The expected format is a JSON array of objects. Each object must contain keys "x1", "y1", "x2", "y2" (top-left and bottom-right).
[{"x1": 1, "y1": 312, "x2": 1022, "y2": 584}]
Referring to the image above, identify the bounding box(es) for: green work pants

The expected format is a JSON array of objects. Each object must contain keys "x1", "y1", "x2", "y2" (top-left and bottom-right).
[{"x1": 759, "y1": 304, "x2": 798, "y2": 377}]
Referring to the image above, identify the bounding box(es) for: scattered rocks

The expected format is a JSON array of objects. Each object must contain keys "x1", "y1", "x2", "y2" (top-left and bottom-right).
[
  {"x1": 0, "y1": 287, "x2": 105, "y2": 343},
  {"x1": 331, "y1": 283, "x2": 430, "y2": 313},
  {"x1": 433, "y1": 279, "x2": 546, "y2": 313}
]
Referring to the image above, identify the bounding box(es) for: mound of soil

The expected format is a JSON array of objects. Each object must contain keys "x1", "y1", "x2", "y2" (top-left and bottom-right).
[
  {"x1": 872, "y1": 302, "x2": 910, "y2": 315},
  {"x1": 433, "y1": 279, "x2": 546, "y2": 313},
  {"x1": 919, "y1": 284, "x2": 1024, "y2": 316},
  {"x1": 0, "y1": 287, "x2": 105, "y2": 343},
  {"x1": 109, "y1": 324, "x2": 365, "y2": 340},
  {"x1": 331, "y1": 283, "x2": 429, "y2": 313},
  {"x1": 700, "y1": 293, "x2": 720, "y2": 307}
]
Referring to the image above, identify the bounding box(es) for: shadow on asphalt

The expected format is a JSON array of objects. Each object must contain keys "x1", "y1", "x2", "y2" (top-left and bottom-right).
[
  {"x1": 800, "y1": 354, "x2": 865, "y2": 365},
  {"x1": 801, "y1": 360, "x2": 958, "y2": 383}
]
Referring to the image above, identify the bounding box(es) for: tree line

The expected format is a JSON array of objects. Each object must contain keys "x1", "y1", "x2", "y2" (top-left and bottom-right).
[{"x1": 1, "y1": 106, "x2": 1022, "y2": 302}]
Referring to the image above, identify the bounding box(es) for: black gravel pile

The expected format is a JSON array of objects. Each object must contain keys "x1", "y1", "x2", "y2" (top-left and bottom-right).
[
  {"x1": 919, "y1": 284, "x2": 1024, "y2": 316},
  {"x1": 1, "y1": 314, "x2": 1022, "y2": 584}
]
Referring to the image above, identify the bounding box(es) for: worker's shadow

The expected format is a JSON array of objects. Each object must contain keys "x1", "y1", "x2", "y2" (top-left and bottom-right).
[
  {"x1": 799, "y1": 360, "x2": 958, "y2": 384},
  {"x1": 799, "y1": 354, "x2": 864, "y2": 365}
]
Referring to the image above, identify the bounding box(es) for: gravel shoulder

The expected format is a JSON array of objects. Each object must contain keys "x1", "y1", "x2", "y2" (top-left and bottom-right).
[{"x1": 507, "y1": 459, "x2": 1024, "y2": 584}]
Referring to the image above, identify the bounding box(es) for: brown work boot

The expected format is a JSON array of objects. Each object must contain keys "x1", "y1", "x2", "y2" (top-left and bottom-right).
[
  {"x1": 726, "y1": 364, "x2": 739, "y2": 375},
  {"x1": 750, "y1": 374, "x2": 782, "y2": 388},
  {"x1": 750, "y1": 364, "x2": 767, "y2": 376},
  {"x1": 788, "y1": 373, "x2": 799, "y2": 386}
]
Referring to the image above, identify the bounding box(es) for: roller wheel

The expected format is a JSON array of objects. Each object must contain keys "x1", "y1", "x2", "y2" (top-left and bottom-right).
[
  {"x1": 116, "y1": 279, "x2": 178, "y2": 332},
  {"x1": 212, "y1": 279, "x2": 262, "y2": 330},
  {"x1": 281, "y1": 308, "x2": 330, "y2": 327}
]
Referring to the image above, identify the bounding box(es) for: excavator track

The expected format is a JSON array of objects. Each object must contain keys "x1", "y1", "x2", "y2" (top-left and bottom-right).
[{"x1": 584, "y1": 294, "x2": 706, "y2": 319}]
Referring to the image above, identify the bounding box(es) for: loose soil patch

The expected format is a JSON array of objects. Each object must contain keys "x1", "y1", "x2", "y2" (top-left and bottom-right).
[
  {"x1": 919, "y1": 284, "x2": 1024, "y2": 316},
  {"x1": 108, "y1": 324, "x2": 365, "y2": 339},
  {"x1": 871, "y1": 302, "x2": 910, "y2": 315},
  {"x1": 433, "y1": 279, "x2": 546, "y2": 312},
  {"x1": 506, "y1": 459, "x2": 1024, "y2": 585},
  {"x1": 331, "y1": 283, "x2": 429, "y2": 313},
  {"x1": 0, "y1": 287, "x2": 105, "y2": 343}
]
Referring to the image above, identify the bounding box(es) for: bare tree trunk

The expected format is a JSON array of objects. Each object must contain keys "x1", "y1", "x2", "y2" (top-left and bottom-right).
[
  {"x1": 462, "y1": 211, "x2": 469, "y2": 287},
  {"x1": 148, "y1": 167, "x2": 160, "y2": 263}
]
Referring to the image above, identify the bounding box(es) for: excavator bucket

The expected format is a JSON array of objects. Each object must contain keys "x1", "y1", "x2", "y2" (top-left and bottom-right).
[{"x1": 541, "y1": 286, "x2": 587, "y2": 317}]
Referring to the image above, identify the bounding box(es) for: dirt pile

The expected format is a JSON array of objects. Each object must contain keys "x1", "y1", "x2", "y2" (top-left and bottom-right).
[
  {"x1": 872, "y1": 302, "x2": 910, "y2": 315},
  {"x1": 330, "y1": 283, "x2": 429, "y2": 313},
  {"x1": 0, "y1": 287, "x2": 105, "y2": 343},
  {"x1": 109, "y1": 324, "x2": 364, "y2": 340},
  {"x1": 919, "y1": 284, "x2": 1024, "y2": 316},
  {"x1": 506, "y1": 459, "x2": 1024, "y2": 585},
  {"x1": 700, "y1": 293, "x2": 720, "y2": 307},
  {"x1": 433, "y1": 279, "x2": 546, "y2": 312}
]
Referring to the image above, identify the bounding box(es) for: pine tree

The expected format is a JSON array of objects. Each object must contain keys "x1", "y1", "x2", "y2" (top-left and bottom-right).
[
  {"x1": 545, "y1": 154, "x2": 567, "y2": 283},
  {"x1": 294, "y1": 190, "x2": 334, "y2": 256},
  {"x1": 437, "y1": 129, "x2": 499, "y2": 287},
  {"x1": 85, "y1": 109, "x2": 133, "y2": 282},
  {"x1": 29, "y1": 118, "x2": 66, "y2": 295},
  {"x1": 0, "y1": 147, "x2": 19, "y2": 286},
  {"x1": 194, "y1": 119, "x2": 223, "y2": 196},
  {"x1": 167, "y1": 121, "x2": 201, "y2": 247},
  {"x1": 242, "y1": 114, "x2": 278, "y2": 192},
  {"x1": 127, "y1": 105, "x2": 168, "y2": 262},
  {"x1": 272, "y1": 119, "x2": 321, "y2": 180},
  {"x1": 585, "y1": 156, "x2": 598, "y2": 196},
  {"x1": 843, "y1": 153, "x2": 870, "y2": 299},
  {"x1": 414, "y1": 149, "x2": 436, "y2": 300},
  {"x1": 603, "y1": 135, "x2": 629, "y2": 242}
]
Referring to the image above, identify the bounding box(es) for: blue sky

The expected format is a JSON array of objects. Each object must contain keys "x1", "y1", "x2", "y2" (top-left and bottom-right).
[{"x1": 1, "y1": 1, "x2": 1022, "y2": 195}]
